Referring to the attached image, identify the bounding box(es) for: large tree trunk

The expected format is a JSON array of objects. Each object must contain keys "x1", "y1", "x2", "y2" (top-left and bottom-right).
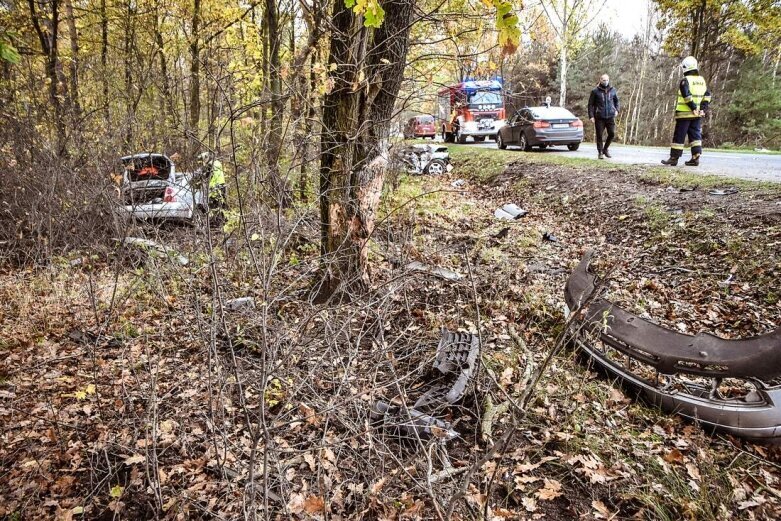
[
  {"x1": 28, "y1": 0, "x2": 67, "y2": 153},
  {"x1": 64, "y1": 0, "x2": 81, "y2": 123},
  {"x1": 317, "y1": 0, "x2": 415, "y2": 300},
  {"x1": 264, "y1": 0, "x2": 292, "y2": 206},
  {"x1": 100, "y1": 0, "x2": 109, "y2": 125},
  {"x1": 189, "y1": 0, "x2": 201, "y2": 135}
]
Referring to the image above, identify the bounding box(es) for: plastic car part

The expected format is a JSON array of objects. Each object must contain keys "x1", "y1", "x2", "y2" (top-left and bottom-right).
[
  {"x1": 565, "y1": 250, "x2": 781, "y2": 441},
  {"x1": 370, "y1": 401, "x2": 459, "y2": 442},
  {"x1": 372, "y1": 329, "x2": 480, "y2": 442},
  {"x1": 494, "y1": 203, "x2": 528, "y2": 220}
]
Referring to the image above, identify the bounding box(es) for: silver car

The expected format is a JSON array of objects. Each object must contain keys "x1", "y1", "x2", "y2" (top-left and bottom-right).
[
  {"x1": 117, "y1": 153, "x2": 206, "y2": 223},
  {"x1": 497, "y1": 106, "x2": 584, "y2": 151}
]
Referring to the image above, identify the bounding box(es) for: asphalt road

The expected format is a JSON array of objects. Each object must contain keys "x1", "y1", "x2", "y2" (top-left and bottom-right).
[{"x1": 469, "y1": 140, "x2": 781, "y2": 183}]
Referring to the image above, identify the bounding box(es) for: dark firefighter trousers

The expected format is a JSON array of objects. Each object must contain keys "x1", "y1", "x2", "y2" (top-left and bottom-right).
[{"x1": 670, "y1": 118, "x2": 702, "y2": 159}]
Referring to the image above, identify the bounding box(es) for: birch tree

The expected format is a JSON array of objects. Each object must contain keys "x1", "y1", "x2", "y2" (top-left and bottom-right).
[{"x1": 539, "y1": 0, "x2": 606, "y2": 106}]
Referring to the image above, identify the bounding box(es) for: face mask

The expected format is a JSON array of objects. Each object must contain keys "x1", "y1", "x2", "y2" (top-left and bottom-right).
[{"x1": 601, "y1": 80, "x2": 609, "y2": 87}]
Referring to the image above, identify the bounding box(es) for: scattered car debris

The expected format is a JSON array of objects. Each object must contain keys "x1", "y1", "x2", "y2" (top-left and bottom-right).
[
  {"x1": 542, "y1": 231, "x2": 558, "y2": 243},
  {"x1": 565, "y1": 250, "x2": 781, "y2": 442},
  {"x1": 451, "y1": 179, "x2": 466, "y2": 188},
  {"x1": 494, "y1": 203, "x2": 528, "y2": 220},
  {"x1": 393, "y1": 144, "x2": 453, "y2": 176},
  {"x1": 406, "y1": 261, "x2": 463, "y2": 281},
  {"x1": 708, "y1": 188, "x2": 739, "y2": 196},
  {"x1": 718, "y1": 274, "x2": 736, "y2": 287},
  {"x1": 120, "y1": 237, "x2": 189, "y2": 266},
  {"x1": 492, "y1": 227, "x2": 510, "y2": 240},
  {"x1": 526, "y1": 261, "x2": 566, "y2": 276},
  {"x1": 225, "y1": 297, "x2": 256, "y2": 312},
  {"x1": 372, "y1": 328, "x2": 480, "y2": 442}
]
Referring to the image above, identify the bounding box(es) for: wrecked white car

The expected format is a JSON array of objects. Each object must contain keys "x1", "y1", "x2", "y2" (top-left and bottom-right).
[
  {"x1": 116, "y1": 153, "x2": 205, "y2": 223},
  {"x1": 394, "y1": 144, "x2": 453, "y2": 176}
]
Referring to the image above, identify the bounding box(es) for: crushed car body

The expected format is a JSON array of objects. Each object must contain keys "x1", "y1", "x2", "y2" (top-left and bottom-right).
[
  {"x1": 565, "y1": 250, "x2": 781, "y2": 441},
  {"x1": 117, "y1": 153, "x2": 205, "y2": 222},
  {"x1": 393, "y1": 144, "x2": 453, "y2": 176}
]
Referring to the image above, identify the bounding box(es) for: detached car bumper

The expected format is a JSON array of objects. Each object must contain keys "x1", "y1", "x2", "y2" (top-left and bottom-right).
[
  {"x1": 117, "y1": 203, "x2": 194, "y2": 221},
  {"x1": 565, "y1": 250, "x2": 781, "y2": 442}
]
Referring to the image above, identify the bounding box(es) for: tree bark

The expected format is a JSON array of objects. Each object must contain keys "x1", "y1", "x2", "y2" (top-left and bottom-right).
[
  {"x1": 64, "y1": 0, "x2": 81, "y2": 123},
  {"x1": 28, "y1": 0, "x2": 67, "y2": 153},
  {"x1": 317, "y1": 0, "x2": 415, "y2": 299},
  {"x1": 100, "y1": 0, "x2": 109, "y2": 125},
  {"x1": 264, "y1": 0, "x2": 292, "y2": 206},
  {"x1": 189, "y1": 0, "x2": 202, "y2": 135}
]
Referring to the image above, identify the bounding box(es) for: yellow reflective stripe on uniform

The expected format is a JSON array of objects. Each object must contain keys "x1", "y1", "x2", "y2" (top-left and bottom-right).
[
  {"x1": 671, "y1": 144, "x2": 685, "y2": 150},
  {"x1": 683, "y1": 95, "x2": 693, "y2": 102},
  {"x1": 690, "y1": 140, "x2": 702, "y2": 147}
]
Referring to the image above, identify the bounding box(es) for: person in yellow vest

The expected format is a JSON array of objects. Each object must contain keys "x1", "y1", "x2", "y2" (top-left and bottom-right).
[
  {"x1": 198, "y1": 151, "x2": 227, "y2": 223},
  {"x1": 661, "y1": 56, "x2": 712, "y2": 167}
]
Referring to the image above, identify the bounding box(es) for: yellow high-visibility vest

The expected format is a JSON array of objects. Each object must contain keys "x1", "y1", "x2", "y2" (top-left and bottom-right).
[
  {"x1": 209, "y1": 160, "x2": 225, "y2": 188},
  {"x1": 676, "y1": 75, "x2": 709, "y2": 118}
]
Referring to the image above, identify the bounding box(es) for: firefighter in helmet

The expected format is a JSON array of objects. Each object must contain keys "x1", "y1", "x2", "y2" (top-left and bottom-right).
[
  {"x1": 661, "y1": 56, "x2": 712, "y2": 167},
  {"x1": 198, "y1": 151, "x2": 227, "y2": 223}
]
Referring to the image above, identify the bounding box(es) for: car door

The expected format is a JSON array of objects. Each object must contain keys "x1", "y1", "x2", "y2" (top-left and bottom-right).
[{"x1": 512, "y1": 110, "x2": 528, "y2": 142}]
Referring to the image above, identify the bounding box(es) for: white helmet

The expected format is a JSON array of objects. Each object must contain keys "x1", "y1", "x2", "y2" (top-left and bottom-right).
[
  {"x1": 681, "y1": 56, "x2": 698, "y2": 73},
  {"x1": 198, "y1": 151, "x2": 213, "y2": 163}
]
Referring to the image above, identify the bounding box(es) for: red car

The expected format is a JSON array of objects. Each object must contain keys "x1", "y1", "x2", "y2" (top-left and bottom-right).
[{"x1": 403, "y1": 115, "x2": 436, "y2": 139}]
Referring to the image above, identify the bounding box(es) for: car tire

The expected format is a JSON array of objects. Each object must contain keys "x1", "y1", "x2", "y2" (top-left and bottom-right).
[
  {"x1": 473, "y1": 136, "x2": 486, "y2": 142},
  {"x1": 425, "y1": 159, "x2": 447, "y2": 176},
  {"x1": 567, "y1": 143, "x2": 580, "y2": 151},
  {"x1": 520, "y1": 133, "x2": 532, "y2": 152},
  {"x1": 497, "y1": 133, "x2": 507, "y2": 150},
  {"x1": 443, "y1": 127, "x2": 454, "y2": 143}
]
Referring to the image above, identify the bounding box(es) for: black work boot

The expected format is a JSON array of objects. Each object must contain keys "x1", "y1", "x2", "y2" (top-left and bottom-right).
[
  {"x1": 661, "y1": 157, "x2": 679, "y2": 166},
  {"x1": 598, "y1": 149, "x2": 604, "y2": 159},
  {"x1": 603, "y1": 148, "x2": 612, "y2": 158},
  {"x1": 685, "y1": 154, "x2": 700, "y2": 166}
]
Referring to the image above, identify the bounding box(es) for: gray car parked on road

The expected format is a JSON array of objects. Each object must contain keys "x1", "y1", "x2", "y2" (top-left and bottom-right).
[{"x1": 497, "y1": 106, "x2": 584, "y2": 151}]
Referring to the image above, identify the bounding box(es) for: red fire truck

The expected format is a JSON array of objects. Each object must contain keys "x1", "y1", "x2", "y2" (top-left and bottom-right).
[{"x1": 437, "y1": 80, "x2": 506, "y2": 143}]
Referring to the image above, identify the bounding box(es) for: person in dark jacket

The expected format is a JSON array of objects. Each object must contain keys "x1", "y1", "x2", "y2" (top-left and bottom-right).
[{"x1": 587, "y1": 74, "x2": 620, "y2": 159}]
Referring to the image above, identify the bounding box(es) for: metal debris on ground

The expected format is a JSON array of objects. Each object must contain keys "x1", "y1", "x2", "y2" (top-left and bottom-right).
[
  {"x1": 371, "y1": 328, "x2": 480, "y2": 443},
  {"x1": 565, "y1": 250, "x2": 781, "y2": 442},
  {"x1": 708, "y1": 188, "x2": 739, "y2": 196},
  {"x1": 225, "y1": 297, "x2": 256, "y2": 312},
  {"x1": 120, "y1": 237, "x2": 189, "y2": 266},
  {"x1": 451, "y1": 179, "x2": 466, "y2": 188},
  {"x1": 542, "y1": 231, "x2": 558, "y2": 243},
  {"x1": 405, "y1": 261, "x2": 463, "y2": 281},
  {"x1": 494, "y1": 203, "x2": 528, "y2": 220}
]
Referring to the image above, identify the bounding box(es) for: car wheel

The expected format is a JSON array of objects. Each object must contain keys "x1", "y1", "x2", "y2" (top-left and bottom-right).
[
  {"x1": 567, "y1": 143, "x2": 580, "y2": 151},
  {"x1": 520, "y1": 133, "x2": 532, "y2": 152},
  {"x1": 473, "y1": 136, "x2": 486, "y2": 142},
  {"x1": 443, "y1": 127, "x2": 454, "y2": 143},
  {"x1": 425, "y1": 159, "x2": 447, "y2": 176},
  {"x1": 497, "y1": 133, "x2": 507, "y2": 150}
]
